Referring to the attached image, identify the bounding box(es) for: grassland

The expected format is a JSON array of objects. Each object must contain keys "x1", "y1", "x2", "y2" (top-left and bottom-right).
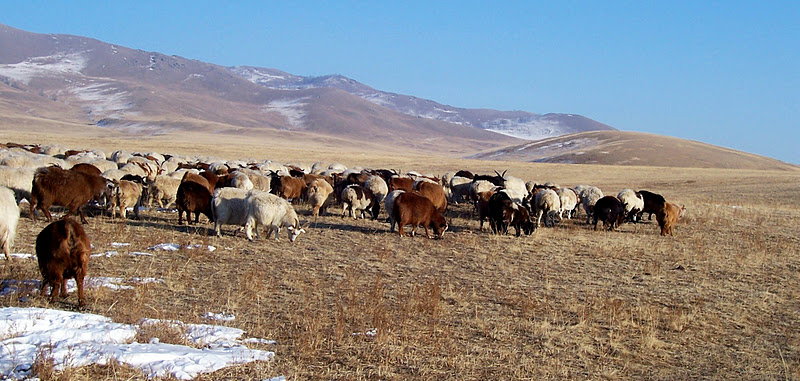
[{"x1": 1, "y1": 135, "x2": 799, "y2": 380}]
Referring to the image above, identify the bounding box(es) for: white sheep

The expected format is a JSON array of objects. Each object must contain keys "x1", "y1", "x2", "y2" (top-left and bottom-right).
[
  {"x1": 0, "y1": 186, "x2": 19, "y2": 260},
  {"x1": 535, "y1": 189, "x2": 562, "y2": 227},
  {"x1": 383, "y1": 190, "x2": 406, "y2": 232},
  {"x1": 0, "y1": 166, "x2": 35, "y2": 202},
  {"x1": 556, "y1": 187, "x2": 578, "y2": 220},
  {"x1": 244, "y1": 190, "x2": 305, "y2": 242},
  {"x1": 211, "y1": 187, "x2": 250, "y2": 237},
  {"x1": 581, "y1": 186, "x2": 604, "y2": 224},
  {"x1": 231, "y1": 171, "x2": 254, "y2": 190},
  {"x1": 617, "y1": 189, "x2": 645, "y2": 222},
  {"x1": 364, "y1": 175, "x2": 389, "y2": 204},
  {"x1": 502, "y1": 175, "x2": 529, "y2": 204}
]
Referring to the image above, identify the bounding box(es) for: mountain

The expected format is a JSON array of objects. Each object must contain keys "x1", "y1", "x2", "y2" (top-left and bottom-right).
[
  {"x1": 470, "y1": 130, "x2": 798, "y2": 170},
  {"x1": 229, "y1": 67, "x2": 616, "y2": 140},
  {"x1": 0, "y1": 23, "x2": 525, "y2": 154}
]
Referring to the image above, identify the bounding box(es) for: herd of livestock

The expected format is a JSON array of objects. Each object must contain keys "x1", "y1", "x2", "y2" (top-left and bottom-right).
[{"x1": 0, "y1": 142, "x2": 686, "y2": 306}]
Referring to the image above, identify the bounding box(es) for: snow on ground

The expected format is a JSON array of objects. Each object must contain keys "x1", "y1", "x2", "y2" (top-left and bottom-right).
[
  {"x1": 261, "y1": 97, "x2": 309, "y2": 128},
  {"x1": 69, "y1": 81, "x2": 134, "y2": 119},
  {"x1": 0, "y1": 307, "x2": 276, "y2": 380},
  {"x1": 0, "y1": 52, "x2": 87, "y2": 84}
]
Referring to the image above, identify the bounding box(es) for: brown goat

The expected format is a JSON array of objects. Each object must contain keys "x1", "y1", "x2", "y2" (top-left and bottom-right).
[
  {"x1": 276, "y1": 176, "x2": 306, "y2": 202},
  {"x1": 181, "y1": 171, "x2": 213, "y2": 193},
  {"x1": 70, "y1": 163, "x2": 102, "y2": 177},
  {"x1": 415, "y1": 181, "x2": 448, "y2": 213},
  {"x1": 30, "y1": 166, "x2": 109, "y2": 224},
  {"x1": 176, "y1": 181, "x2": 214, "y2": 225},
  {"x1": 36, "y1": 217, "x2": 90, "y2": 307},
  {"x1": 389, "y1": 177, "x2": 414, "y2": 193},
  {"x1": 392, "y1": 191, "x2": 448, "y2": 239},
  {"x1": 656, "y1": 202, "x2": 686, "y2": 236}
]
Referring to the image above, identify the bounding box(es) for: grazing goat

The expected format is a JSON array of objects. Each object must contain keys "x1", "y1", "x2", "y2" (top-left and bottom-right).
[
  {"x1": 36, "y1": 217, "x2": 91, "y2": 307},
  {"x1": 638, "y1": 190, "x2": 667, "y2": 221},
  {"x1": 392, "y1": 191, "x2": 448, "y2": 239},
  {"x1": 110, "y1": 180, "x2": 146, "y2": 219},
  {"x1": 415, "y1": 181, "x2": 447, "y2": 213},
  {"x1": 617, "y1": 189, "x2": 645, "y2": 222},
  {"x1": 657, "y1": 202, "x2": 686, "y2": 236},
  {"x1": 211, "y1": 187, "x2": 250, "y2": 237},
  {"x1": 176, "y1": 180, "x2": 214, "y2": 225},
  {"x1": 534, "y1": 189, "x2": 562, "y2": 228},
  {"x1": 244, "y1": 190, "x2": 305, "y2": 242},
  {"x1": 341, "y1": 184, "x2": 379, "y2": 219},
  {"x1": 0, "y1": 186, "x2": 19, "y2": 260},
  {"x1": 30, "y1": 166, "x2": 109, "y2": 224},
  {"x1": 307, "y1": 177, "x2": 334, "y2": 220},
  {"x1": 592, "y1": 196, "x2": 626, "y2": 231}
]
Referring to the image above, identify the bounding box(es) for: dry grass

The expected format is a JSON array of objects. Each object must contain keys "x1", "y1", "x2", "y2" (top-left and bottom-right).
[{"x1": 1, "y1": 138, "x2": 799, "y2": 380}]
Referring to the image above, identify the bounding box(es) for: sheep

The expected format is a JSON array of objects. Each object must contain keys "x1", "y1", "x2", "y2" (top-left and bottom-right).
[
  {"x1": 470, "y1": 180, "x2": 496, "y2": 202},
  {"x1": 502, "y1": 175, "x2": 529, "y2": 204},
  {"x1": 244, "y1": 190, "x2": 306, "y2": 242},
  {"x1": 307, "y1": 177, "x2": 334, "y2": 220},
  {"x1": 110, "y1": 180, "x2": 146, "y2": 219},
  {"x1": 617, "y1": 189, "x2": 645, "y2": 222},
  {"x1": 534, "y1": 189, "x2": 562, "y2": 227},
  {"x1": 384, "y1": 190, "x2": 406, "y2": 232},
  {"x1": 556, "y1": 187, "x2": 579, "y2": 220},
  {"x1": 364, "y1": 175, "x2": 389, "y2": 204},
  {"x1": 657, "y1": 202, "x2": 686, "y2": 236},
  {"x1": 231, "y1": 171, "x2": 254, "y2": 190},
  {"x1": 0, "y1": 186, "x2": 19, "y2": 260},
  {"x1": 36, "y1": 217, "x2": 91, "y2": 307},
  {"x1": 147, "y1": 175, "x2": 181, "y2": 208},
  {"x1": 211, "y1": 187, "x2": 250, "y2": 237},
  {"x1": 0, "y1": 166, "x2": 34, "y2": 203},
  {"x1": 581, "y1": 186, "x2": 604, "y2": 224}
]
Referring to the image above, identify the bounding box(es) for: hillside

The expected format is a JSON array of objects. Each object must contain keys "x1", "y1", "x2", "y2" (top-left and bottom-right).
[{"x1": 470, "y1": 130, "x2": 799, "y2": 170}]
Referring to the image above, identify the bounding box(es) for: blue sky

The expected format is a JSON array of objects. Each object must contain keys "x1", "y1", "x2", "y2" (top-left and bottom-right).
[{"x1": 2, "y1": 1, "x2": 798, "y2": 163}]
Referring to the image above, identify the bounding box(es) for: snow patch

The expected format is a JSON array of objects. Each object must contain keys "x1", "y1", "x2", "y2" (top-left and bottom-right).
[
  {"x1": 0, "y1": 52, "x2": 87, "y2": 84},
  {"x1": 262, "y1": 97, "x2": 309, "y2": 128},
  {"x1": 70, "y1": 82, "x2": 134, "y2": 119},
  {"x1": 0, "y1": 307, "x2": 275, "y2": 380}
]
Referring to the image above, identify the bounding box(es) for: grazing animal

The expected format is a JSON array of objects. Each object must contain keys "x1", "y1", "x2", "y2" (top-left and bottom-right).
[
  {"x1": 364, "y1": 175, "x2": 389, "y2": 205},
  {"x1": 388, "y1": 176, "x2": 414, "y2": 193},
  {"x1": 69, "y1": 163, "x2": 102, "y2": 177},
  {"x1": 341, "y1": 184, "x2": 379, "y2": 219},
  {"x1": 476, "y1": 190, "x2": 497, "y2": 231},
  {"x1": 534, "y1": 189, "x2": 562, "y2": 228},
  {"x1": 30, "y1": 166, "x2": 110, "y2": 224},
  {"x1": 110, "y1": 180, "x2": 146, "y2": 219},
  {"x1": 176, "y1": 180, "x2": 214, "y2": 225},
  {"x1": 383, "y1": 190, "x2": 406, "y2": 232},
  {"x1": 244, "y1": 190, "x2": 305, "y2": 242},
  {"x1": 592, "y1": 196, "x2": 626, "y2": 231},
  {"x1": 415, "y1": 181, "x2": 448, "y2": 213},
  {"x1": 211, "y1": 187, "x2": 250, "y2": 236},
  {"x1": 657, "y1": 202, "x2": 686, "y2": 236},
  {"x1": 617, "y1": 189, "x2": 645, "y2": 222},
  {"x1": 392, "y1": 191, "x2": 448, "y2": 239},
  {"x1": 470, "y1": 180, "x2": 497, "y2": 203},
  {"x1": 272, "y1": 175, "x2": 306, "y2": 202},
  {"x1": 488, "y1": 190, "x2": 534, "y2": 236},
  {"x1": 581, "y1": 186, "x2": 604, "y2": 224},
  {"x1": 307, "y1": 177, "x2": 334, "y2": 220},
  {"x1": 147, "y1": 175, "x2": 181, "y2": 208},
  {"x1": 230, "y1": 171, "x2": 254, "y2": 191},
  {"x1": 448, "y1": 176, "x2": 473, "y2": 204},
  {"x1": 556, "y1": 187, "x2": 579, "y2": 220},
  {"x1": 638, "y1": 190, "x2": 667, "y2": 221},
  {"x1": 0, "y1": 166, "x2": 35, "y2": 202},
  {"x1": 181, "y1": 171, "x2": 213, "y2": 193},
  {"x1": 0, "y1": 186, "x2": 19, "y2": 260},
  {"x1": 36, "y1": 217, "x2": 91, "y2": 307}
]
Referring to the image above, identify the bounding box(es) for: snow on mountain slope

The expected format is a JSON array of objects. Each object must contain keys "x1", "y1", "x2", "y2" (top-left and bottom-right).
[{"x1": 231, "y1": 66, "x2": 615, "y2": 141}]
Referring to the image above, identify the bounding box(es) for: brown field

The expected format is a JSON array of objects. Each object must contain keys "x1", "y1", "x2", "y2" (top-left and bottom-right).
[{"x1": 1, "y1": 134, "x2": 799, "y2": 380}]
